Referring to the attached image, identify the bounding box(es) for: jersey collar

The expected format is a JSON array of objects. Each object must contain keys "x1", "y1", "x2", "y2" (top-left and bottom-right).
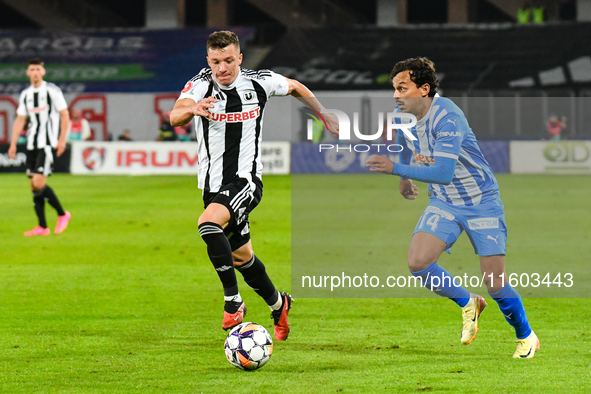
[
  {"x1": 416, "y1": 93, "x2": 440, "y2": 126},
  {"x1": 214, "y1": 70, "x2": 243, "y2": 91},
  {"x1": 30, "y1": 81, "x2": 47, "y2": 90}
]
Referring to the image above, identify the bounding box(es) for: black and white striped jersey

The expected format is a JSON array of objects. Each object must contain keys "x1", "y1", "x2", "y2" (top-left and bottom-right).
[
  {"x1": 178, "y1": 67, "x2": 289, "y2": 193},
  {"x1": 17, "y1": 81, "x2": 68, "y2": 151}
]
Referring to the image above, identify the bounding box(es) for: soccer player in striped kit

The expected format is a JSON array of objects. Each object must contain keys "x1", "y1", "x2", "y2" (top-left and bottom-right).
[
  {"x1": 8, "y1": 58, "x2": 71, "y2": 236},
  {"x1": 170, "y1": 31, "x2": 337, "y2": 340},
  {"x1": 366, "y1": 58, "x2": 539, "y2": 358}
]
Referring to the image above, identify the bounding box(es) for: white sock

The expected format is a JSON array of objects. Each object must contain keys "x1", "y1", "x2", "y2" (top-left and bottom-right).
[
  {"x1": 269, "y1": 291, "x2": 282, "y2": 311},
  {"x1": 224, "y1": 293, "x2": 242, "y2": 303}
]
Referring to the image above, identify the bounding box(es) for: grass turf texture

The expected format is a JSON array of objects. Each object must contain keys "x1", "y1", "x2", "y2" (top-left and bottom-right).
[{"x1": 0, "y1": 173, "x2": 589, "y2": 393}]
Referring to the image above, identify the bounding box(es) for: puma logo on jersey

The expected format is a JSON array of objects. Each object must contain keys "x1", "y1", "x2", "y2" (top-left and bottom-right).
[{"x1": 447, "y1": 119, "x2": 457, "y2": 126}]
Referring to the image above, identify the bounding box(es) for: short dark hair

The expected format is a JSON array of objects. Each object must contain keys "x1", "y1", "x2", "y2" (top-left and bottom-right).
[
  {"x1": 206, "y1": 31, "x2": 240, "y2": 52},
  {"x1": 28, "y1": 58, "x2": 44, "y2": 66},
  {"x1": 390, "y1": 57, "x2": 439, "y2": 97}
]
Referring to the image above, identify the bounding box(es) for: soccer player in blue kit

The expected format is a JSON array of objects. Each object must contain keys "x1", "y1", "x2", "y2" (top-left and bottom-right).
[{"x1": 366, "y1": 58, "x2": 539, "y2": 358}]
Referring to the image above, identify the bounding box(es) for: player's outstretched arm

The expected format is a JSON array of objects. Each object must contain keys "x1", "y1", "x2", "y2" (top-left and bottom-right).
[
  {"x1": 170, "y1": 97, "x2": 217, "y2": 126},
  {"x1": 366, "y1": 154, "x2": 455, "y2": 184},
  {"x1": 286, "y1": 78, "x2": 339, "y2": 137},
  {"x1": 8, "y1": 115, "x2": 27, "y2": 160}
]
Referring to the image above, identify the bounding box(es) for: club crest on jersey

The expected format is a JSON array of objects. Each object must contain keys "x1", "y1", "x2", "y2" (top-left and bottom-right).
[
  {"x1": 210, "y1": 107, "x2": 260, "y2": 123},
  {"x1": 241, "y1": 91, "x2": 256, "y2": 102}
]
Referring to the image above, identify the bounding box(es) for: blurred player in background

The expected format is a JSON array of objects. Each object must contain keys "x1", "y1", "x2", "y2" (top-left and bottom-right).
[
  {"x1": 366, "y1": 57, "x2": 539, "y2": 358},
  {"x1": 171, "y1": 31, "x2": 337, "y2": 340},
  {"x1": 8, "y1": 58, "x2": 72, "y2": 236}
]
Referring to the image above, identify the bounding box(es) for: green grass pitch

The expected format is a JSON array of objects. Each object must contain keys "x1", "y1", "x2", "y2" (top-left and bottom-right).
[{"x1": 0, "y1": 173, "x2": 590, "y2": 393}]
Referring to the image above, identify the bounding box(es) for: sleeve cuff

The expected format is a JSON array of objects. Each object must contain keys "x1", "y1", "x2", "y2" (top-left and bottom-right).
[{"x1": 392, "y1": 163, "x2": 408, "y2": 179}]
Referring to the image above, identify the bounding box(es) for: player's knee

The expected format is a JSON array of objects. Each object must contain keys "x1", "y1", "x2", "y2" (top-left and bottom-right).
[
  {"x1": 232, "y1": 248, "x2": 253, "y2": 266},
  {"x1": 198, "y1": 207, "x2": 230, "y2": 227},
  {"x1": 198, "y1": 213, "x2": 212, "y2": 226},
  {"x1": 482, "y1": 273, "x2": 503, "y2": 292},
  {"x1": 31, "y1": 177, "x2": 45, "y2": 191},
  {"x1": 407, "y1": 254, "x2": 431, "y2": 272},
  {"x1": 198, "y1": 212, "x2": 223, "y2": 227}
]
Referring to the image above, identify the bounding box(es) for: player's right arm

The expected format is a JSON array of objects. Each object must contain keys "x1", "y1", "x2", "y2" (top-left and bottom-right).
[
  {"x1": 171, "y1": 74, "x2": 213, "y2": 126},
  {"x1": 9, "y1": 92, "x2": 28, "y2": 159},
  {"x1": 8, "y1": 115, "x2": 27, "y2": 160},
  {"x1": 396, "y1": 128, "x2": 418, "y2": 199},
  {"x1": 170, "y1": 97, "x2": 217, "y2": 126}
]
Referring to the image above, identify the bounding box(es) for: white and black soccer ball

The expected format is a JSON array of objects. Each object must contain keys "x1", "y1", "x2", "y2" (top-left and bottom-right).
[{"x1": 224, "y1": 322, "x2": 273, "y2": 370}]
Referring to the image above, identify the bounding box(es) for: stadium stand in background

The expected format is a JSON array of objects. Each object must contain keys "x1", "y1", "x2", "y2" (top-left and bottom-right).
[{"x1": 0, "y1": 0, "x2": 589, "y2": 174}]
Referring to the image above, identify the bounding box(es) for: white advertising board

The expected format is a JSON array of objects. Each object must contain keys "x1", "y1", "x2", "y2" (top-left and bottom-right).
[
  {"x1": 510, "y1": 141, "x2": 591, "y2": 174},
  {"x1": 70, "y1": 141, "x2": 291, "y2": 175}
]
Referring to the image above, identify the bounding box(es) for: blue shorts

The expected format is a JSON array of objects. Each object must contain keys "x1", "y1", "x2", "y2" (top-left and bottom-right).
[{"x1": 413, "y1": 198, "x2": 507, "y2": 256}]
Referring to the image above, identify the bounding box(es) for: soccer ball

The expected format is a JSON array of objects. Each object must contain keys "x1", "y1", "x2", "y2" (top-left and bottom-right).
[{"x1": 224, "y1": 322, "x2": 273, "y2": 370}]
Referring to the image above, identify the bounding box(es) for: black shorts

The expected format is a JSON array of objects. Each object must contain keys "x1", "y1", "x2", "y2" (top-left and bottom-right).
[
  {"x1": 203, "y1": 177, "x2": 263, "y2": 251},
  {"x1": 26, "y1": 147, "x2": 54, "y2": 178}
]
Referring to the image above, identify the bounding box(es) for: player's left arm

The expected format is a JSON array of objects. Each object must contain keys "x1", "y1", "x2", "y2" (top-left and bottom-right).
[
  {"x1": 49, "y1": 86, "x2": 70, "y2": 156},
  {"x1": 57, "y1": 108, "x2": 70, "y2": 156},
  {"x1": 366, "y1": 113, "x2": 463, "y2": 185},
  {"x1": 9, "y1": 91, "x2": 28, "y2": 159},
  {"x1": 285, "y1": 78, "x2": 339, "y2": 137}
]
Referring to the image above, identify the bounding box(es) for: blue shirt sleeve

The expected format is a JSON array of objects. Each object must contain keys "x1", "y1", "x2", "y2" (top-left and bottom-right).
[
  {"x1": 392, "y1": 156, "x2": 456, "y2": 185},
  {"x1": 396, "y1": 130, "x2": 412, "y2": 180}
]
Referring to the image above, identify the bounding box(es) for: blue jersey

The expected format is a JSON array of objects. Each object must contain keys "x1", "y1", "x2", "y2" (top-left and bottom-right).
[{"x1": 395, "y1": 94, "x2": 500, "y2": 206}]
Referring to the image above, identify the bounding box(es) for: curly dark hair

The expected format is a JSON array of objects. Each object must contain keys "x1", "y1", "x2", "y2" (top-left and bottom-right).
[
  {"x1": 390, "y1": 57, "x2": 439, "y2": 97},
  {"x1": 206, "y1": 31, "x2": 240, "y2": 52}
]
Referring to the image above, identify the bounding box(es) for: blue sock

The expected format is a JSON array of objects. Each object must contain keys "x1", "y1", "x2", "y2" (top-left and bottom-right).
[
  {"x1": 489, "y1": 283, "x2": 532, "y2": 339},
  {"x1": 411, "y1": 263, "x2": 470, "y2": 307}
]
